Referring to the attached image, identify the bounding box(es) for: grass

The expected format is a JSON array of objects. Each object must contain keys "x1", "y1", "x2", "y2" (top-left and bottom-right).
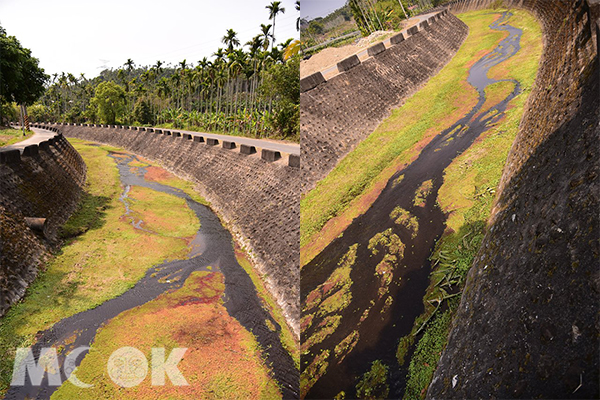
[
  {"x1": 234, "y1": 247, "x2": 299, "y2": 370},
  {"x1": 0, "y1": 128, "x2": 33, "y2": 146},
  {"x1": 52, "y1": 271, "x2": 282, "y2": 399},
  {"x1": 0, "y1": 140, "x2": 199, "y2": 395},
  {"x1": 399, "y1": 8, "x2": 543, "y2": 399},
  {"x1": 300, "y1": 11, "x2": 509, "y2": 264}
]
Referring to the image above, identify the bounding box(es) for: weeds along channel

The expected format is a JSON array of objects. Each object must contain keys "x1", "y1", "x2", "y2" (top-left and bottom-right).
[{"x1": 300, "y1": 8, "x2": 542, "y2": 399}]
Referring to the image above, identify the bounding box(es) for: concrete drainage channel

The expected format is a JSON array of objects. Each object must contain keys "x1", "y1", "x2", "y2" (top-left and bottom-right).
[{"x1": 31, "y1": 122, "x2": 301, "y2": 169}]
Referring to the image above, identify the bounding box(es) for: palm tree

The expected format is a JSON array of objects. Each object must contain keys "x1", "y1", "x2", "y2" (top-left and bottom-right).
[
  {"x1": 296, "y1": 1, "x2": 300, "y2": 31},
  {"x1": 266, "y1": 1, "x2": 285, "y2": 51},
  {"x1": 222, "y1": 29, "x2": 240, "y2": 54},
  {"x1": 259, "y1": 24, "x2": 273, "y2": 51}
]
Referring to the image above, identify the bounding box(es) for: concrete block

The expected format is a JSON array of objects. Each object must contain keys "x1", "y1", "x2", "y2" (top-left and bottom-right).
[
  {"x1": 367, "y1": 42, "x2": 386, "y2": 57},
  {"x1": 337, "y1": 54, "x2": 361, "y2": 72},
  {"x1": 173, "y1": 131, "x2": 181, "y2": 137},
  {"x1": 193, "y1": 136, "x2": 205, "y2": 143},
  {"x1": 300, "y1": 72, "x2": 326, "y2": 92},
  {"x1": 390, "y1": 32, "x2": 405, "y2": 45},
  {"x1": 147, "y1": 128, "x2": 154, "y2": 132},
  {"x1": 240, "y1": 144, "x2": 256, "y2": 155},
  {"x1": 183, "y1": 133, "x2": 192, "y2": 140},
  {"x1": 222, "y1": 141, "x2": 236, "y2": 149},
  {"x1": 408, "y1": 25, "x2": 420, "y2": 36},
  {"x1": 39, "y1": 141, "x2": 50, "y2": 152},
  {"x1": 155, "y1": 129, "x2": 162, "y2": 134},
  {"x1": 261, "y1": 149, "x2": 281, "y2": 162},
  {"x1": 288, "y1": 154, "x2": 300, "y2": 168},
  {"x1": 206, "y1": 138, "x2": 219, "y2": 146},
  {"x1": 132, "y1": 126, "x2": 139, "y2": 130},
  {"x1": 22, "y1": 145, "x2": 39, "y2": 157},
  {"x1": 164, "y1": 130, "x2": 172, "y2": 135},
  {"x1": 0, "y1": 149, "x2": 21, "y2": 164},
  {"x1": 140, "y1": 127, "x2": 146, "y2": 131},
  {"x1": 419, "y1": 20, "x2": 430, "y2": 30}
]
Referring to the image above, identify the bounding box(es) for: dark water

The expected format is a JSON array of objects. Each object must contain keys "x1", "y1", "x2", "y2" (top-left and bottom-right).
[
  {"x1": 301, "y1": 12, "x2": 522, "y2": 399},
  {"x1": 6, "y1": 151, "x2": 298, "y2": 399}
]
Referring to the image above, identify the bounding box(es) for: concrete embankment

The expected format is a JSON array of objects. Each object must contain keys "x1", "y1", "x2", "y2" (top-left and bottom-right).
[
  {"x1": 0, "y1": 129, "x2": 86, "y2": 316},
  {"x1": 300, "y1": 10, "x2": 469, "y2": 191},
  {"x1": 428, "y1": 0, "x2": 599, "y2": 398},
  {"x1": 52, "y1": 124, "x2": 302, "y2": 335}
]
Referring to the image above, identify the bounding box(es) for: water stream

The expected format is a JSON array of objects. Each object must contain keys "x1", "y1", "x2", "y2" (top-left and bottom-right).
[
  {"x1": 6, "y1": 152, "x2": 298, "y2": 399},
  {"x1": 301, "y1": 12, "x2": 522, "y2": 399}
]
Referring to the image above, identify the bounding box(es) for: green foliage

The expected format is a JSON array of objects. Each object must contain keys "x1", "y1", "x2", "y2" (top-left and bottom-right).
[
  {"x1": 133, "y1": 98, "x2": 153, "y2": 125},
  {"x1": 0, "y1": 25, "x2": 48, "y2": 108},
  {"x1": 403, "y1": 307, "x2": 454, "y2": 400},
  {"x1": 356, "y1": 360, "x2": 390, "y2": 399},
  {"x1": 91, "y1": 81, "x2": 125, "y2": 124},
  {"x1": 260, "y1": 56, "x2": 300, "y2": 140}
]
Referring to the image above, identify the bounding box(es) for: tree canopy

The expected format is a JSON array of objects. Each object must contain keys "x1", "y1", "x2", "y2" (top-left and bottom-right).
[{"x1": 0, "y1": 25, "x2": 48, "y2": 107}]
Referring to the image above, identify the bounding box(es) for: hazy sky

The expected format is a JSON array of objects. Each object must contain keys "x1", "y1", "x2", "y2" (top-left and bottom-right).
[
  {"x1": 0, "y1": 0, "x2": 299, "y2": 79},
  {"x1": 302, "y1": 0, "x2": 347, "y2": 21}
]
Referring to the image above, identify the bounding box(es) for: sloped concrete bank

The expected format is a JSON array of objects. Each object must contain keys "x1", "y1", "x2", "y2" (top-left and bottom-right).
[
  {"x1": 55, "y1": 124, "x2": 301, "y2": 334},
  {"x1": 0, "y1": 130, "x2": 86, "y2": 316},
  {"x1": 428, "y1": 0, "x2": 599, "y2": 398},
  {"x1": 300, "y1": 10, "x2": 469, "y2": 190}
]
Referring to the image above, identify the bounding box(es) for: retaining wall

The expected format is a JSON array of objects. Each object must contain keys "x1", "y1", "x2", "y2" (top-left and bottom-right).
[
  {"x1": 300, "y1": 10, "x2": 468, "y2": 190},
  {"x1": 0, "y1": 130, "x2": 86, "y2": 316},
  {"x1": 427, "y1": 0, "x2": 599, "y2": 398},
  {"x1": 50, "y1": 123, "x2": 302, "y2": 334}
]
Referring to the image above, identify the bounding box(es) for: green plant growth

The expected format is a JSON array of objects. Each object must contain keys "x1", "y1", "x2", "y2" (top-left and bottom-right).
[
  {"x1": 91, "y1": 81, "x2": 126, "y2": 124},
  {"x1": 0, "y1": 140, "x2": 199, "y2": 396},
  {"x1": 0, "y1": 128, "x2": 33, "y2": 147},
  {"x1": 356, "y1": 360, "x2": 390, "y2": 399}
]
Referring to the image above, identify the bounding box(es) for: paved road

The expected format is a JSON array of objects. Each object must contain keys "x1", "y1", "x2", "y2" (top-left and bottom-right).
[
  {"x1": 171, "y1": 127, "x2": 300, "y2": 155},
  {"x1": 1, "y1": 127, "x2": 55, "y2": 152}
]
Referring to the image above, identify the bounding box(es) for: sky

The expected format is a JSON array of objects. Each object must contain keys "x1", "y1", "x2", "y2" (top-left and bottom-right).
[
  {"x1": 302, "y1": 0, "x2": 347, "y2": 21},
  {"x1": 0, "y1": 0, "x2": 299, "y2": 80}
]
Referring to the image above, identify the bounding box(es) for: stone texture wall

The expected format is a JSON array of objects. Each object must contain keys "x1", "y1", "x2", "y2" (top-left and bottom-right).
[
  {"x1": 300, "y1": 11, "x2": 469, "y2": 191},
  {"x1": 0, "y1": 132, "x2": 86, "y2": 316},
  {"x1": 56, "y1": 125, "x2": 301, "y2": 334},
  {"x1": 428, "y1": 1, "x2": 599, "y2": 398}
]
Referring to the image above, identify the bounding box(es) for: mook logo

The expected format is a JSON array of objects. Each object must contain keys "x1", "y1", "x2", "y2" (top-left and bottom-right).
[{"x1": 11, "y1": 346, "x2": 188, "y2": 388}]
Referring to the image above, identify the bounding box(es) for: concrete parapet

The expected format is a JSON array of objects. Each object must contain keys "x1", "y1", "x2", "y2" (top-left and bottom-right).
[
  {"x1": 390, "y1": 32, "x2": 406, "y2": 44},
  {"x1": 193, "y1": 135, "x2": 205, "y2": 143},
  {"x1": 337, "y1": 54, "x2": 360, "y2": 72},
  {"x1": 288, "y1": 154, "x2": 300, "y2": 168},
  {"x1": 183, "y1": 133, "x2": 192, "y2": 140},
  {"x1": 222, "y1": 141, "x2": 236, "y2": 149},
  {"x1": 206, "y1": 138, "x2": 219, "y2": 146},
  {"x1": 0, "y1": 149, "x2": 21, "y2": 164},
  {"x1": 22, "y1": 145, "x2": 39, "y2": 157},
  {"x1": 261, "y1": 149, "x2": 281, "y2": 162},
  {"x1": 408, "y1": 25, "x2": 420, "y2": 35},
  {"x1": 300, "y1": 72, "x2": 326, "y2": 93},
  {"x1": 367, "y1": 42, "x2": 386, "y2": 57},
  {"x1": 240, "y1": 144, "x2": 257, "y2": 155}
]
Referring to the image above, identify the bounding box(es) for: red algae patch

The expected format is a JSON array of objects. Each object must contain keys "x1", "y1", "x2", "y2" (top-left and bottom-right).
[{"x1": 53, "y1": 271, "x2": 282, "y2": 399}]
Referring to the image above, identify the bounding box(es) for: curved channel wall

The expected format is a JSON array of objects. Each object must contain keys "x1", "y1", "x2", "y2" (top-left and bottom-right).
[
  {"x1": 300, "y1": 10, "x2": 469, "y2": 191},
  {"x1": 0, "y1": 129, "x2": 86, "y2": 316},
  {"x1": 50, "y1": 123, "x2": 302, "y2": 335},
  {"x1": 427, "y1": 0, "x2": 599, "y2": 398}
]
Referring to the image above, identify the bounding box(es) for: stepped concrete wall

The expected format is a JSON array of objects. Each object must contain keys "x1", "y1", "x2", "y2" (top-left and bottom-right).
[
  {"x1": 0, "y1": 131, "x2": 86, "y2": 316},
  {"x1": 300, "y1": 10, "x2": 468, "y2": 191},
  {"x1": 428, "y1": 0, "x2": 599, "y2": 398},
  {"x1": 52, "y1": 124, "x2": 302, "y2": 334}
]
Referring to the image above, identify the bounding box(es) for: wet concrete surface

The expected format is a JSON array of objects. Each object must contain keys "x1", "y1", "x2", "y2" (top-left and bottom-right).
[
  {"x1": 5, "y1": 150, "x2": 298, "y2": 399},
  {"x1": 301, "y1": 12, "x2": 522, "y2": 399}
]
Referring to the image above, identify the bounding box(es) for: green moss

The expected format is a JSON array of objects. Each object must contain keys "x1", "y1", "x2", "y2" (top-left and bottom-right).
[
  {"x1": 356, "y1": 360, "x2": 390, "y2": 400},
  {"x1": 390, "y1": 207, "x2": 419, "y2": 238}
]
